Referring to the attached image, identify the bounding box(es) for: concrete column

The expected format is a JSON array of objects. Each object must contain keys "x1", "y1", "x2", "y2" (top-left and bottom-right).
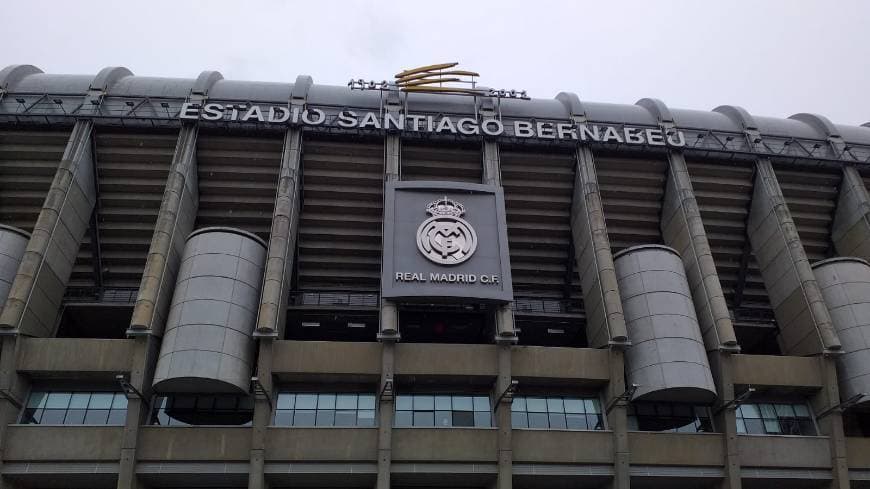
[
  {"x1": 128, "y1": 124, "x2": 199, "y2": 335},
  {"x1": 661, "y1": 150, "x2": 739, "y2": 352},
  {"x1": 255, "y1": 128, "x2": 303, "y2": 338},
  {"x1": 0, "y1": 120, "x2": 96, "y2": 336},
  {"x1": 248, "y1": 340, "x2": 274, "y2": 489},
  {"x1": 811, "y1": 357, "x2": 850, "y2": 489},
  {"x1": 709, "y1": 352, "x2": 742, "y2": 489},
  {"x1": 116, "y1": 335, "x2": 160, "y2": 489},
  {"x1": 0, "y1": 337, "x2": 26, "y2": 489},
  {"x1": 748, "y1": 159, "x2": 841, "y2": 355},
  {"x1": 832, "y1": 166, "x2": 870, "y2": 260},
  {"x1": 376, "y1": 343, "x2": 395, "y2": 489},
  {"x1": 571, "y1": 146, "x2": 629, "y2": 348},
  {"x1": 605, "y1": 349, "x2": 630, "y2": 489}
]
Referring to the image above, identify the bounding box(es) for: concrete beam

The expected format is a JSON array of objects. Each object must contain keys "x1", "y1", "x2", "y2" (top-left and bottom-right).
[
  {"x1": 570, "y1": 146, "x2": 629, "y2": 348},
  {"x1": 379, "y1": 90, "x2": 402, "y2": 342},
  {"x1": 127, "y1": 124, "x2": 198, "y2": 336},
  {"x1": 832, "y1": 166, "x2": 870, "y2": 260},
  {"x1": 0, "y1": 120, "x2": 96, "y2": 336},
  {"x1": 748, "y1": 159, "x2": 841, "y2": 355}
]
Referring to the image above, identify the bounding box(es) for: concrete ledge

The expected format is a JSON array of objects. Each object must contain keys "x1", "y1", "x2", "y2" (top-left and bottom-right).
[
  {"x1": 137, "y1": 427, "x2": 251, "y2": 461},
  {"x1": 512, "y1": 430, "x2": 612, "y2": 464},
  {"x1": 628, "y1": 432, "x2": 724, "y2": 466},
  {"x1": 264, "y1": 427, "x2": 377, "y2": 461},
  {"x1": 738, "y1": 435, "x2": 831, "y2": 468},
  {"x1": 4, "y1": 425, "x2": 122, "y2": 461},
  {"x1": 511, "y1": 346, "x2": 609, "y2": 382},
  {"x1": 847, "y1": 437, "x2": 870, "y2": 468},
  {"x1": 271, "y1": 341, "x2": 380, "y2": 381},
  {"x1": 17, "y1": 338, "x2": 134, "y2": 377},
  {"x1": 392, "y1": 428, "x2": 497, "y2": 462},
  {"x1": 731, "y1": 354, "x2": 823, "y2": 389},
  {"x1": 395, "y1": 343, "x2": 497, "y2": 378}
]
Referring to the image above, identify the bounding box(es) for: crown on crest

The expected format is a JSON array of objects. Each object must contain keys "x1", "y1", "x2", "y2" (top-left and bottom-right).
[{"x1": 426, "y1": 196, "x2": 465, "y2": 217}]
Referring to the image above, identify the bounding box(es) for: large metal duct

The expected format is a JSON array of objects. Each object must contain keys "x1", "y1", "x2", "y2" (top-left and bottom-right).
[
  {"x1": 614, "y1": 245, "x2": 717, "y2": 403},
  {"x1": 812, "y1": 257, "x2": 870, "y2": 403},
  {"x1": 0, "y1": 225, "x2": 30, "y2": 313},
  {"x1": 153, "y1": 227, "x2": 266, "y2": 394}
]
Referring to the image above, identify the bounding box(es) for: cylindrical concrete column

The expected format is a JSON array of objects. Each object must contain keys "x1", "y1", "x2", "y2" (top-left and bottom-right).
[
  {"x1": 153, "y1": 227, "x2": 266, "y2": 394},
  {"x1": 0, "y1": 225, "x2": 30, "y2": 312},
  {"x1": 812, "y1": 257, "x2": 870, "y2": 403},
  {"x1": 613, "y1": 244, "x2": 717, "y2": 403}
]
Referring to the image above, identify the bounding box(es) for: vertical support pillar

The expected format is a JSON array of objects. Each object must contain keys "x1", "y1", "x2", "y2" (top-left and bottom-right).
[
  {"x1": 748, "y1": 159, "x2": 841, "y2": 355},
  {"x1": 0, "y1": 120, "x2": 96, "y2": 336},
  {"x1": 571, "y1": 146, "x2": 629, "y2": 348},
  {"x1": 710, "y1": 352, "x2": 742, "y2": 489},
  {"x1": 0, "y1": 337, "x2": 25, "y2": 489},
  {"x1": 832, "y1": 165, "x2": 870, "y2": 260},
  {"x1": 812, "y1": 356, "x2": 850, "y2": 489},
  {"x1": 605, "y1": 349, "x2": 630, "y2": 489},
  {"x1": 248, "y1": 341, "x2": 273, "y2": 489},
  {"x1": 127, "y1": 124, "x2": 199, "y2": 335},
  {"x1": 480, "y1": 97, "x2": 516, "y2": 489}
]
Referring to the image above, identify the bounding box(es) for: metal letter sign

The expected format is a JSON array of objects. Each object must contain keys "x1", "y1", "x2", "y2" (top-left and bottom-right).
[
  {"x1": 382, "y1": 181, "x2": 513, "y2": 303},
  {"x1": 416, "y1": 197, "x2": 478, "y2": 265}
]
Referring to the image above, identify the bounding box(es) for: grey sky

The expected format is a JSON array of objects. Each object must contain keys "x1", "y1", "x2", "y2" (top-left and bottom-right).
[{"x1": 5, "y1": 0, "x2": 869, "y2": 126}]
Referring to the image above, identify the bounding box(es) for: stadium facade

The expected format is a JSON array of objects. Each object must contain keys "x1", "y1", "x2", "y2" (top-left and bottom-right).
[{"x1": 0, "y1": 64, "x2": 869, "y2": 489}]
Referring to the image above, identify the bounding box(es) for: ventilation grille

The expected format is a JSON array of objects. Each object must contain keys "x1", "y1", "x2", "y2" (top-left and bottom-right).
[
  {"x1": 70, "y1": 131, "x2": 174, "y2": 289},
  {"x1": 596, "y1": 155, "x2": 667, "y2": 252},
  {"x1": 0, "y1": 130, "x2": 69, "y2": 232},
  {"x1": 195, "y1": 134, "x2": 282, "y2": 240},
  {"x1": 401, "y1": 144, "x2": 482, "y2": 182},
  {"x1": 501, "y1": 150, "x2": 578, "y2": 299},
  {"x1": 296, "y1": 139, "x2": 383, "y2": 291}
]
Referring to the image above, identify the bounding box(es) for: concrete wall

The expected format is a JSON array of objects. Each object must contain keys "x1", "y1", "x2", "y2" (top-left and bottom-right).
[
  {"x1": 17, "y1": 338, "x2": 134, "y2": 375},
  {"x1": 629, "y1": 432, "x2": 724, "y2": 466},
  {"x1": 737, "y1": 435, "x2": 831, "y2": 468},
  {"x1": 511, "y1": 346, "x2": 609, "y2": 381},
  {"x1": 4, "y1": 425, "x2": 122, "y2": 461},
  {"x1": 264, "y1": 428, "x2": 378, "y2": 461},
  {"x1": 137, "y1": 426, "x2": 251, "y2": 461},
  {"x1": 512, "y1": 430, "x2": 612, "y2": 464},
  {"x1": 392, "y1": 428, "x2": 498, "y2": 462},
  {"x1": 395, "y1": 343, "x2": 498, "y2": 378},
  {"x1": 731, "y1": 354, "x2": 823, "y2": 388},
  {"x1": 272, "y1": 341, "x2": 381, "y2": 379}
]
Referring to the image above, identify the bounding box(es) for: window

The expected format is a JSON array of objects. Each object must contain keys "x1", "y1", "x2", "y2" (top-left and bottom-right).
[
  {"x1": 736, "y1": 402, "x2": 816, "y2": 436},
  {"x1": 273, "y1": 393, "x2": 376, "y2": 427},
  {"x1": 151, "y1": 394, "x2": 253, "y2": 426},
  {"x1": 395, "y1": 394, "x2": 492, "y2": 428},
  {"x1": 628, "y1": 402, "x2": 713, "y2": 433},
  {"x1": 22, "y1": 391, "x2": 127, "y2": 425},
  {"x1": 511, "y1": 396, "x2": 604, "y2": 430}
]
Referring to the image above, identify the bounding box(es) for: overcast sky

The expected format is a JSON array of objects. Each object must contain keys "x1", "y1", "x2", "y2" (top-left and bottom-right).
[{"x1": 4, "y1": 0, "x2": 869, "y2": 126}]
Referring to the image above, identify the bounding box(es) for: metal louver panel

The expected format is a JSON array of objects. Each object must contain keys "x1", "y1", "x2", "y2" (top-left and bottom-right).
[
  {"x1": 0, "y1": 129, "x2": 69, "y2": 232},
  {"x1": 401, "y1": 143, "x2": 482, "y2": 183},
  {"x1": 774, "y1": 163, "x2": 840, "y2": 262},
  {"x1": 596, "y1": 155, "x2": 667, "y2": 252},
  {"x1": 195, "y1": 133, "x2": 282, "y2": 240},
  {"x1": 297, "y1": 139, "x2": 383, "y2": 291},
  {"x1": 70, "y1": 131, "x2": 174, "y2": 289}
]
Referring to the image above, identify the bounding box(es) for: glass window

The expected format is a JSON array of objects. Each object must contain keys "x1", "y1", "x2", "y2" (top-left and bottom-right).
[
  {"x1": 273, "y1": 393, "x2": 377, "y2": 427},
  {"x1": 736, "y1": 402, "x2": 816, "y2": 436},
  {"x1": 151, "y1": 394, "x2": 253, "y2": 426},
  {"x1": 21, "y1": 391, "x2": 127, "y2": 425},
  {"x1": 511, "y1": 396, "x2": 604, "y2": 431},
  {"x1": 627, "y1": 402, "x2": 713, "y2": 433},
  {"x1": 395, "y1": 394, "x2": 492, "y2": 428}
]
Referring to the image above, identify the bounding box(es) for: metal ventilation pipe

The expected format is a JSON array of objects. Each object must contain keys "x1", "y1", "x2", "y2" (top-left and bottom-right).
[
  {"x1": 614, "y1": 245, "x2": 717, "y2": 404},
  {"x1": 812, "y1": 257, "x2": 870, "y2": 403},
  {"x1": 153, "y1": 227, "x2": 267, "y2": 394}
]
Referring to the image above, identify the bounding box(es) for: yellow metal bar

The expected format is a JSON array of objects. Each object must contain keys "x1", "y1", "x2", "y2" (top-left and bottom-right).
[{"x1": 394, "y1": 62, "x2": 458, "y2": 79}]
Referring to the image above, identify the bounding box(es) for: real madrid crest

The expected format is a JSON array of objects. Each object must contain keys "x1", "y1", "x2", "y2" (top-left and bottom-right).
[{"x1": 416, "y1": 196, "x2": 478, "y2": 265}]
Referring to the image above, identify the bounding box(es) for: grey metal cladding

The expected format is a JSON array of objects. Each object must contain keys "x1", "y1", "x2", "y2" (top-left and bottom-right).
[
  {"x1": 832, "y1": 166, "x2": 870, "y2": 259},
  {"x1": 613, "y1": 244, "x2": 717, "y2": 404},
  {"x1": 0, "y1": 226, "x2": 30, "y2": 317},
  {"x1": 4, "y1": 65, "x2": 870, "y2": 144},
  {"x1": 748, "y1": 159, "x2": 841, "y2": 355},
  {"x1": 812, "y1": 257, "x2": 870, "y2": 403},
  {"x1": 153, "y1": 227, "x2": 267, "y2": 394},
  {"x1": 381, "y1": 181, "x2": 513, "y2": 302}
]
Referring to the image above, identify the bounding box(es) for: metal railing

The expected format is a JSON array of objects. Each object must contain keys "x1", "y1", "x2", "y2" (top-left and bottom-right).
[{"x1": 63, "y1": 287, "x2": 139, "y2": 304}]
